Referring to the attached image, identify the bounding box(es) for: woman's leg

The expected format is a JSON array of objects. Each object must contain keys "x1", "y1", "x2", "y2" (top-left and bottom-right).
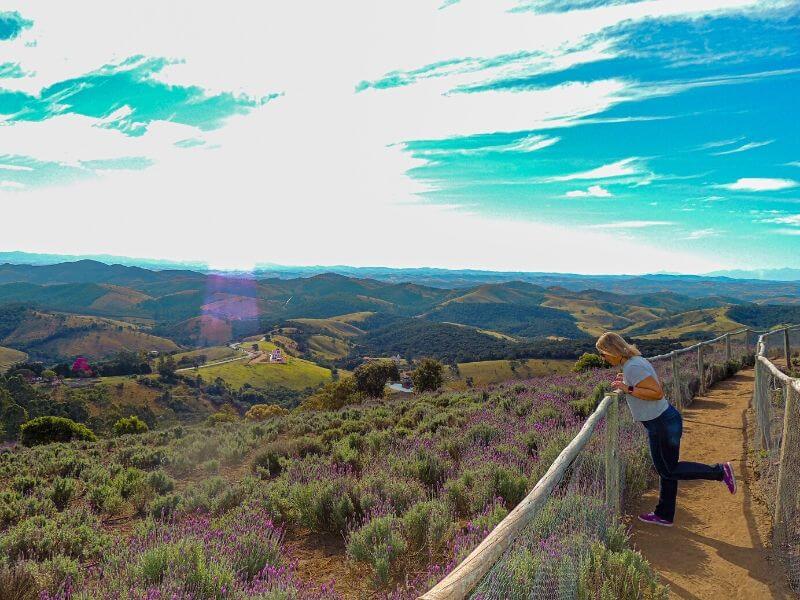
[
  {"x1": 660, "y1": 410, "x2": 724, "y2": 482},
  {"x1": 646, "y1": 426, "x2": 679, "y2": 521}
]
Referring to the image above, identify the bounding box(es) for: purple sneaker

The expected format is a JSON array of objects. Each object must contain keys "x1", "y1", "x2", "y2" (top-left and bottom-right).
[
  {"x1": 638, "y1": 512, "x2": 673, "y2": 527},
  {"x1": 722, "y1": 461, "x2": 737, "y2": 494}
]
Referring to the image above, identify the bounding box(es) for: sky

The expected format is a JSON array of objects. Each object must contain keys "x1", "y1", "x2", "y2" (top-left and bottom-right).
[{"x1": 0, "y1": 1, "x2": 799, "y2": 274}]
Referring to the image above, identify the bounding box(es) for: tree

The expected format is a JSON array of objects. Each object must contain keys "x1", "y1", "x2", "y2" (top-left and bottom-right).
[
  {"x1": 245, "y1": 404, "x2": 290, "y2": 421},
  {"x1": 411, "y1": 358, "x2": 445, "y2": 393},
  {"x1": 157, "y1": 354, "x2": 177, "y2": 380},
  {"x1": 41, "y1": 369, "x2": 57, "y2": 381},
  {"x1": 304, "y1": 377, "x2": 362, "y2": 410},
  {"x1": 20, "y1": 416, "x2": 96, "y2": 446},
  {"x1": 573, "y1": 353, "x2": 608, "y2": 373},
  {"x1": 353, "y1": 361, "x2": 397, "y2": 398},
  {"x1": 112, "y1": 415, "x2": 149, "y2": 436}
]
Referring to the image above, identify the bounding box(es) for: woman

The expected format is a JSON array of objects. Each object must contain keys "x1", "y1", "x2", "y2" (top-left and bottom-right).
[{"x1": 595, "y1": 332, "x2": 736, "y2": 527}]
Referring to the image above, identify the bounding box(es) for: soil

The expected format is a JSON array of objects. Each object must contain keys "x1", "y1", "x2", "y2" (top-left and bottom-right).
[{"x1": 628, "y1": 369, "x2": 794, "y2": 599}]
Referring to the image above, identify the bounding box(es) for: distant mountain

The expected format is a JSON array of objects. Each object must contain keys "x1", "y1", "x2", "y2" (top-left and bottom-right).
[
  {"x1": 0, "y1": 258, "x2": 798, "y2": 364},
  {"x1": 706, "y1": 268, "x2": 800, "y2": 282}
]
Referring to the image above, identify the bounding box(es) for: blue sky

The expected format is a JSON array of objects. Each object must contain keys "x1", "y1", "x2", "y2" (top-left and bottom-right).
[{"x1": 0, "y1": 1, "x2": 798, "y2": 273}]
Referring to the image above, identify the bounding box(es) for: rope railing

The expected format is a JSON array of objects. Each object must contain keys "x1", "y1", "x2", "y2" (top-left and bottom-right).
[
  {"x1": 752, "y1": 325, "x2": 800, "y2": 591},
  {"x1": 420, "y1": 325, "x2": 786, "y2": 600}
]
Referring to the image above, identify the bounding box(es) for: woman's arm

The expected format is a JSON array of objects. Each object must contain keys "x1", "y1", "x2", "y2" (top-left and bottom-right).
[{"x1": 611, "y1": 375, "x2": 664, "y2": 401}]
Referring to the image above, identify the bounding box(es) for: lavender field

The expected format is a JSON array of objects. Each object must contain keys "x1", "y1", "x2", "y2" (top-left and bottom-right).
[{"x1": 0, "y1": 344, "x2": 751, "y2": 599}]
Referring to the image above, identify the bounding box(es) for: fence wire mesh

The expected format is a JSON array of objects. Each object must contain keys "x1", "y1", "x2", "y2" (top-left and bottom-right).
[
  {"x1": 448, "y1": 331, "x2": 758, "y2": 600},
  {"x1": 751, "y1": 326, "x2": 800, "y2": 593}
]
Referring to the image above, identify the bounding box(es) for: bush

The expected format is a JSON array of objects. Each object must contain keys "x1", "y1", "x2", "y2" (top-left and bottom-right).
[
  {"x1": 577, "y1": 542, "x2": 669, "y2": 600},
  {"x1": 205, "y1": 411, "x2": 237, "y2": 426},
  {"x1": 304, "y1": 377, "x2": 362, "y2": 410},
  {"x1": 401, "y1": 499, "x2": 452, "y2": 555},
  {"x1": 20, "y1": 416, "x2": 96, "y2": 446},
  {"x1": 411, "y1": 358, "x2": 445, "y2": 393},
  {"x1": 573, "y1": 352, "x2": 608, "y2": 373},
  {"x1": 244, "y1": 404, "x2": 289, "y2": 421},
  {"x1": 146, "y1": 470, "x2": 176, "y2": 495},
  {"x1": 346, "y1": 514, "x2": 407, "y2": 585},
  {"x1": 50, "y1": 477, "x2": 76, "y2": 511},
  {"x1": 112, "y1": 415, "x2": 149, "y2": 436}
]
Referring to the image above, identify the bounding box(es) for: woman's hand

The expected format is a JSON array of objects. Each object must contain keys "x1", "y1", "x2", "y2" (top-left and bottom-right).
[{"x1": 611, "y1": 380, "x2": 627, "y2": 392}]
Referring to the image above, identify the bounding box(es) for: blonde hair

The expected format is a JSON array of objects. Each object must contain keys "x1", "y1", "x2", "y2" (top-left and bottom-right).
[{"x1": 596, "y1": 332, "x2": 641, "y2": 360}]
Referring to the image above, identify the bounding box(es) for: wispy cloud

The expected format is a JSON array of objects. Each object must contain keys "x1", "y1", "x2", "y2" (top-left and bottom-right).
[
  {"x1": 548, "y1": 158, "x2": 644, "y2": 182},
  {"x1": 718, "y1": 178, "x2": 798, "y2": 191},
  {"x1": 565, "y1": 184, "x2": 612, "y2": 197},
  {"x1": 684, "y1": 228, "x2": 718, "y2": 239},
  {"x1": 0, "y1": 162, "x2": 33, "y2": 171},
  {"x1": 711, "y1": 140, "x2": 773, "y2": 156},
  {"x1": 587, "y1": 220, "x2": 672, "y2": 229},
  {"x1": 761, "y1": 214, "x2": 800, "y2": 226}
]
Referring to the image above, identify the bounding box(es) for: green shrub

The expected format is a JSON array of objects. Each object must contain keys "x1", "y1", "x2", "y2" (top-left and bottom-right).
[
  {"x1": 146, "y1": 470, "x2": 175, "y2": 495},
  {"x1": 573, "y1": 352, "x2": 608, "y2": 372},
  {"x1": 577, "y1": 543, "x2": 668, "y2": 600},
  {"x1": 491, "y1": 466, "x2": 528, "y2": 507},
  {"x1": 112, "y1": 415, "x2": 149, "y2": 436},
  {"x1": 205, "y1": 411, "x2": 237, "y2": 426},
  {"x1": 346, "y1": 514, "x2": 407, "y2": 585},
  {"x1": 150, "y1": 493, "x2": 182, "y2": 519},
  {"x1": 528, "y1": 403, "x2": 563, "y2": 426},
  {"x1": 20, "y1": 416, "x2": 96, "y2": 446},
  {"x1": 401, "y1": 499, "x2": 452, "y2": 556},
  {"x1": 50, "y1": 477, "x2": 76, "y2": 511}
]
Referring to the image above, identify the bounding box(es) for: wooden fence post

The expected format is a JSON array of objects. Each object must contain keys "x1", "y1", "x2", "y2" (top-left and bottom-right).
[
  {"x1": 785, "y1": 328, "x2": 792, "y2": 371},
  {"x1": 605, "y1": 393, "x2": 620, "y2": 517},
  {"x1": 725, "y1": 333, "x2": 732, "y2": 362},
  {"x1": 671, "y1": 351, "x2": 682, "y2": 411},
  {"x1": 755, "y1": 359, "x2": 771, "y2": 451},
  {"x1": 697, "y1": 343, "x2": 706, "y2": 395},
  {"x1": 773, "y1": 382, "x2": 797, "y2": 552}
]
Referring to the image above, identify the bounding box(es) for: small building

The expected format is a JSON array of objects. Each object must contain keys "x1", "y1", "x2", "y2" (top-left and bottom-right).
[
  {"x1": 269, "y1": 348, "x2": 286, "y2": 364},
  {"x1": 148, "y1": 350, "x2": 160, "y2": 357}
]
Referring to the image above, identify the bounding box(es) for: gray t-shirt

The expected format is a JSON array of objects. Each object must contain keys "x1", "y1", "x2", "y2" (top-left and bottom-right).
[{"x1": 622, "y1": 355, "x2": 669, "y2": 422}]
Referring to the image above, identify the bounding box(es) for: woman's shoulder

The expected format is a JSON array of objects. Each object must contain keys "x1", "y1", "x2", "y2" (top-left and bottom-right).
[{"x1": 624, "y1": 355, "x2": 650, "y2": 369}]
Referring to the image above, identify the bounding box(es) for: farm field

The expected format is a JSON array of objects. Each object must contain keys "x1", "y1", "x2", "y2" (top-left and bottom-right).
[
  {"x1": 451, "y1": 358, "x2": 574, "y2": 389},
  {"x1": 195, "y1": 350, "x2": 332, "y2": 390}
]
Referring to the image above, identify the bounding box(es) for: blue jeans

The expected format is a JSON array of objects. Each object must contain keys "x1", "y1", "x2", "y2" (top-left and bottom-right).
[{"x1": 642, "y1": 404, "x2": 724, "y2": 521}]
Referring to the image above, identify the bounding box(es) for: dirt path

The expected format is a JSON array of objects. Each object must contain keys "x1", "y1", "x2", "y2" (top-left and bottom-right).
[{"x1": 628, "y1": 369, "x2": 794, "y2": 599}]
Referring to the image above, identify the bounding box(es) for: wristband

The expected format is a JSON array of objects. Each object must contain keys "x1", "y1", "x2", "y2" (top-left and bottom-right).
[{"x1": 627, "y1": 385, "x2": 634, "y2": 393}]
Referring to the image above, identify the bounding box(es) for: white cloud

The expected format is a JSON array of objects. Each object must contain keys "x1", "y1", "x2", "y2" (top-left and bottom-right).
[
  {"x1": 548, "y1": 158, "x2": 644, "y2": 182},
  {"x1": 718, "y1": 178, "x2": 799, "y2": 191},
  {"x1": 684, "y1": 228, "x2": 718, "y2": 239},
  {"x1": 0, "y1": 164, "x2": 34, "y2": 172},
  {"x1": 586, "y1": 220, "x2": 673, "y2": 229},
  {"x1": 711, "y1": 140, "x2": 773, "y2": 155},
  {"x1": 565, "y1": 184, "x2": 613, "y2": 197},
  {"x1": 762, "y1": 214, "x2": 800, "y2": 226}
]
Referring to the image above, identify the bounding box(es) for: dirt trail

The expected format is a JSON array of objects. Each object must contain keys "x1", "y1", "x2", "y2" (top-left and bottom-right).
[{"x1": 629, "y1": 369, "x2": 793, "y2": 599}]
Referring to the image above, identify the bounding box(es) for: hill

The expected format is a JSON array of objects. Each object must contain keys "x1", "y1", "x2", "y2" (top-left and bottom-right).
[
  {"x1": 0, "y1": 304, "x2": 179, "y2": 361},
  {"x1": 0, "y1": 345, "x2": 27, "y2": 371}
]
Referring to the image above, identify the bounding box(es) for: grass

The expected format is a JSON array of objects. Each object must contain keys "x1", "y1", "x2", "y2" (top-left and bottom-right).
[
  {"x1": 196, "y1": 353, "x2": 332, "y2": 390},
  {"x1": 0, "y1": 346, "x2": 27, "y2": 372},
  {"x1": 451, "y1": 358, "x2": 574, "y2": 389},
  {"x1": 441, "y1": 322, "x2": 519, "y2": 342},
  {"x1": 307, "y1": 335, "x2": 351, "y2": 360},
  {"x1": 173, "y1": 346, "x2": 241, "y2": 364}
]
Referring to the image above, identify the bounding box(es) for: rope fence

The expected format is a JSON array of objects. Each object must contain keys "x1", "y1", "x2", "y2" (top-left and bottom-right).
[
  {"x1": 420, "y1": 326, "x2": 784, "y2": 600},
  {"x1": 752, "y1": 325, "x2": 800, "y2": 591}
]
